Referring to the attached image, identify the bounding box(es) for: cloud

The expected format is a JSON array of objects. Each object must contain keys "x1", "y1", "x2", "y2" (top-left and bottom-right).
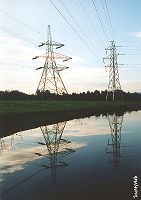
[
  {"x1": 65, "y1": 116, "x2": 110, "y2": 137},
  {"x1": 1, "y1": 35, "x2": 140, "y2": 94},
  {"x1": 62, "y1": 66, "x2": 107, "y2": 93},
  {"x1": 122, "y1": 80, "x2": 141, "y2": 92},
  {"x1": 0, "y1": 127, "x2": 86, "y2": 179},
  {"x1": 0, "y1": 35, "x2": 43, "y2": 64},
  {"x1": 0, "y1": 35, "x2": 44, "y2": 93},
  {"x1": 0, "y1": 35, "x2": 88, "y2": 93},
  {"x1": 132, "y1": 31, "x2": 141, "y2": 38}
]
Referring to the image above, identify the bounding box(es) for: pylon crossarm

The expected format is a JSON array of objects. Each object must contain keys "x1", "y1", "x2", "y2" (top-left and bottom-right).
[
  {"x1": 51, "y1": 41, "x2": 64, "y2": 49},
  {"x1": 33, "y1": 52, "x2": 71, "y2": 62},
  {"x1": 38, "y1": 41, "x2": 64, "y2": 48},
  {"x1": 36, "y1": 67, "x2": 43, "y2": 70},
  {"x1": 103, "y1": 55, "x2": 111, "y2": 60},
  {"x1": 42, "y1": 52, "x2": 72, "y2": 62},
  {"x1": 56, "y1": 65, "x2": 69, "y2": 72}
]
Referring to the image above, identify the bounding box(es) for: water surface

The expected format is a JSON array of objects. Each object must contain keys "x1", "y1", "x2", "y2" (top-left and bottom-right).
[{"x1": 0, "y1": 111, "x2": 141, "y2": 200}]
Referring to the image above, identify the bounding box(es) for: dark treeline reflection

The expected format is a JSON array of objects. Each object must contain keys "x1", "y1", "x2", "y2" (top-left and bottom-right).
[{"x1": 0, "y1": 89, "x2": 141, "y2": 101}]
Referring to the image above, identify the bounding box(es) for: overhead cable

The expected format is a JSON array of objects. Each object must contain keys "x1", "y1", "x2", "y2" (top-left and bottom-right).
[
  {"x1": 100, "y1": 0, "x2": 115, "y2": 41},
  {"x1": 49, "y1": 0, "x2": 102, "y2": 62},
  {"x1": 0, "y1": 25, "x2": 38, "y2": 45},
  {"x1": 104, "y1": 0, "x2": 115, "y2": 41},
  {"x1": 0, "y1": 8, "x2": 46, "y2": 38},
  {"x1": 78, "y1": 0, "x2": 105, "y2": 48},
  {"x1": 59, "y1": 0, "x2": 98, "y2": 51},
  {"x1": 91, "y1": 0, "x2": 109, "y2": 43}
]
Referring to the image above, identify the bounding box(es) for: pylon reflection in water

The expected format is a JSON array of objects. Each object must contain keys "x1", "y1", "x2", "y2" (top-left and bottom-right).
[
  {"x1": 35, "y1": 122, "x2": 75, "y2": 186},
  {"x1": 0, "y1": 138, "x2": 6, "y2": 151},
  {"x1": 0, "y1": 133, "x2": 23, "y2": 151},
  {"x1": 106, "y1": 114, "x2": 123, "y2": 169}
]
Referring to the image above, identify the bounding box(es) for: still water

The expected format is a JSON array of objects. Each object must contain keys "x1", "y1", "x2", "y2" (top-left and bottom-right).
[{"x1": 0, "y1": 111, "x2": 141, "y2": 200}]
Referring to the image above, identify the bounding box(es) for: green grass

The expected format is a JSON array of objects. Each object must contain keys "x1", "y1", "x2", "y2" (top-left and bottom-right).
[{"x1": 0, "y1": 100, "x2": 141, "y2": 115}]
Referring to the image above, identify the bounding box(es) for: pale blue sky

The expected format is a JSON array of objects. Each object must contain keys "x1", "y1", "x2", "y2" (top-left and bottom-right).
[{"x1": 0, "y1": 0, "x2": 141, "y2": 94}]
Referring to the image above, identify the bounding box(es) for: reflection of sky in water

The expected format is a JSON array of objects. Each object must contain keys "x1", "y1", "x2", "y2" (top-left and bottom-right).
[
  {"x1": 0, "y1": 111, "x2": 141, "y2": 200},
  {"x1": 64, "y1": 115, "x2": 109, "y2": 136},
  {"x1": 0, "y1": 135, "x2": 86, "y2": 180}
]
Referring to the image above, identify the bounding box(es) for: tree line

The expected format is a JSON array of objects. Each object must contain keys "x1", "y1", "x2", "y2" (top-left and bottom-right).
[{"x1": 0, "y1": 90, "x2": 141, "y2": 101}]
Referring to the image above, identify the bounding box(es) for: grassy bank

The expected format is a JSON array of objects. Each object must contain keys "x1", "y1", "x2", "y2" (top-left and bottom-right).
[
  {"x1": 0, "y1": 100, "x2": 141, "y2": 115},
  {"x1": 0, "y1": 100, "x2": 141, "y2": 138}
]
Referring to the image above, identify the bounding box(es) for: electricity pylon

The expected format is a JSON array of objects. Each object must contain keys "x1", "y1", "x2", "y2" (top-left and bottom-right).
[
  {"x1": 103, "y1": 41, "x2": 122, "y2": 101},
  {"x1": 0, "y1": 138, "x2": 6, "y2": 151},
  {"x1": 35, "y1": 122, "x2": 75, "y2": 186},
  {"x1": 0, "y1": 133, "x2": 23, "y2": 151},
  {"x1": 33, "y1": 25, "x2": 72, "y2": 95},
  {"x1": 106, "y1": 114, "x2": 123, "y2": 169}
]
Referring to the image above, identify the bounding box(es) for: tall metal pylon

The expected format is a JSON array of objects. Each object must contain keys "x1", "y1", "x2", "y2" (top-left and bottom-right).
[
  {"x1": 103, "y1": 41, "x2": 122, "y2": 101},
  {"x1": 106, "y1": 114, "x2": 123, "y2": 169},
  {"x1": 33, "y1": 25, "x2": 72, "y2": 95},
  {"x1": 35, "y1": 122, "x2": 75, "y2": 186},
  {"x1": 0, "y1": 133, "x2": 23, "y2": 151}
]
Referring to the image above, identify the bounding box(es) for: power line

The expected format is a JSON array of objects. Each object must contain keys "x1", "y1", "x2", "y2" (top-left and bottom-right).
[
  {"x1": 59, "y1": 0, "x2": 99, "y2": 54},
  {"x1": 15, "y1": 0, "x2": 41, "y2": 25},
  {"x1": 0, "y1": 25, "x2": 38, "y2": 45},
  {"x1": 119, "y1": 64, "x2": 141, "y2": 65},
  {"x1": 100, "y1": 0, "x2": 112, "y2": 40},
  {"x1": 0, "y1": 8, "x2": 46, "y2": 38},
  {"x1": 119, "y1": 53, "x2": 141, "y2": 55},
  {"x1": 100, "y1": 0, "x2": 115, "y2": 41},
  {"x1": 78, "y1": 0, "x2": 105, "y2": 48},
  {"x1": 117, "y1": 46, "x2": 141, "y2": 48},
  {"x1": 1, "y1": 62, "x2": 35, "y2": 68},
  {"x1": 91, "y1": 0, "x2": 109, "y2": 44},
  {"x1": 103, "y1": 0, "x2": 115, "y2": 41},
  {"x1": 49, "y1": 0, "x2": 102, "y2": 62},
  {"x1": 117, "y1": 49, "x2": 141, "y2": 51}
]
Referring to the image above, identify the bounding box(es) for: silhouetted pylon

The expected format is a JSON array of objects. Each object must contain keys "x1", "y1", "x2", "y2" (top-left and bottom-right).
[
  {"x1": 33, "y1": 25, "x2": 72, "y2": 95},
  {"x1": 103, "y1": 41, "x2": 123, "y2": 101}
]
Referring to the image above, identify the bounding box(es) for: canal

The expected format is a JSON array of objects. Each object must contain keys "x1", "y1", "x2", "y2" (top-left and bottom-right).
[{"x1": 0, "y1": 111, "x2": 141, "y2": 200}]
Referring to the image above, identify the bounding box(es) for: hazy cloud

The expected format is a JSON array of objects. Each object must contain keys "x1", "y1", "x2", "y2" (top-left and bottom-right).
[
  {"x1": 65, "y1": 116, "x2": 109, "y2": 137},
  {"x1": 132, "y1": 31, "x2": 141, "y2": 38}
]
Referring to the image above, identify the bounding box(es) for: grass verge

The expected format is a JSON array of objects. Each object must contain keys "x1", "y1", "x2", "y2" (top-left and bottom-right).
[{"x1": 0, "y1": 100, "x2": 141, "y2": 115}]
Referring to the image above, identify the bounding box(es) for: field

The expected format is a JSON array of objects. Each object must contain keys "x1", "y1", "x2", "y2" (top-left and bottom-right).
[{"x1": 0, "y1": 100, "x2": 141, "y2": 115}]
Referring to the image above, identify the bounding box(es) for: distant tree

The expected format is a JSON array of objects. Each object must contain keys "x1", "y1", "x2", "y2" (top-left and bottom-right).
[{"x1": 0, "y1": 89, "x2": 141, "y2": 101}]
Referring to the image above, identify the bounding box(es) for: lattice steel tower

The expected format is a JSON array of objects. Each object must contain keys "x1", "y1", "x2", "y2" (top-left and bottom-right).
[
  {"x1": 33, "y1": 25, "x2": 72, "y2": 95},
  {"x1": 106, "y1": 114, "x2": 123, "y2": 169},
  {"x1": 103, "y1": 41, "x2": 122, "y2": 101},
  {"x1": 35, "y1": 122, "x2": 75, "y2": 186}
]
